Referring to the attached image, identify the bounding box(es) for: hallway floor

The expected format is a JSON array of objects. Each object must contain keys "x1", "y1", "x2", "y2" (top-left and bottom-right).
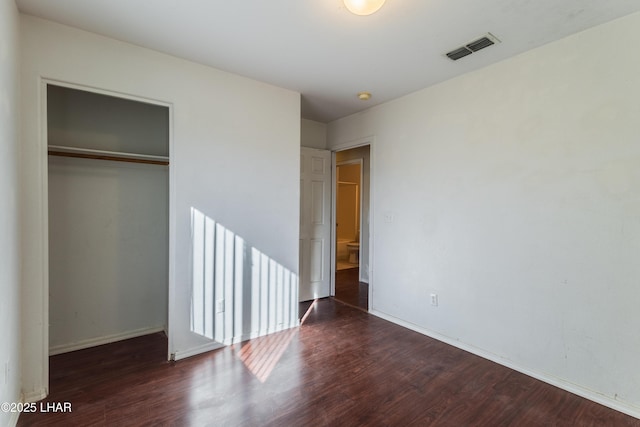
[{"x1": 334, "y1": 267, "x2": 368, "y2": 311}]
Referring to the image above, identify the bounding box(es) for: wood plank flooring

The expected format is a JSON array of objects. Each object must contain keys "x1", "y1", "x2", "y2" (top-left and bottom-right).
[
  {"x1": 335, "y1": 267, "x2": 368, "y2": 311},
  {"x1": 18, "y1": 298, "x2": 639, "y2": 426}
]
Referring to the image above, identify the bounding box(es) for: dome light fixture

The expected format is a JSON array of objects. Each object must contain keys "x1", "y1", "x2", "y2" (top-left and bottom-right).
[
  {"x1": 344, "y1": 0, "x2": 386, "y2": 16},
  {"x1": 357, "y1": 92, "x2": 372, "y2": 101}
]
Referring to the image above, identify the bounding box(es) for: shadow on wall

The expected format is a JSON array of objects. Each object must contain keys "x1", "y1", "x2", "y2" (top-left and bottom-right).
[{"x1": 190, "y1": 207, "x2": 299, "y2": 347}]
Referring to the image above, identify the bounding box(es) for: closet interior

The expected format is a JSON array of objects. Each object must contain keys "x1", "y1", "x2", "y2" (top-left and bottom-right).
[{"x1": 47, "y1": 84, "x2": 169, "y2": 355}]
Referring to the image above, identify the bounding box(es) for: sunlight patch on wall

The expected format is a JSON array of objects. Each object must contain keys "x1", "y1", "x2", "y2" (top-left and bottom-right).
[{"x1": 190, "y1": 207, "x2": 299, "y2": 346}]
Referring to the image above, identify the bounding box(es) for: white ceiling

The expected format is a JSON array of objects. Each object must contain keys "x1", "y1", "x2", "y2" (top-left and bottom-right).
[{"x1": 15, "y1": 0, "x2": 640, "y2": 123}]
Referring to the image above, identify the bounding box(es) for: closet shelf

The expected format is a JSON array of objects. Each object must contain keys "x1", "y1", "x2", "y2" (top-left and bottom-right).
[{"x1": 48, "y1": 145, "x2": 169, "y2": 166}]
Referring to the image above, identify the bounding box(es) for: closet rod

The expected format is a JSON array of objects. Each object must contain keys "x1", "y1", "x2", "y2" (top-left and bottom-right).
[{"x1": 48, "y1": 145, "x2": 169, "y2": 166}]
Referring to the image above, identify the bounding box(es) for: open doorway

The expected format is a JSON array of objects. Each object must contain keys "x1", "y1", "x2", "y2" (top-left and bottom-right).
[
  {"x1": 334, "y1": 145, "x2": 370, "y2": 311},
  {"x1": 336, "y1": 161, "x2": 361, "y2": 271}
]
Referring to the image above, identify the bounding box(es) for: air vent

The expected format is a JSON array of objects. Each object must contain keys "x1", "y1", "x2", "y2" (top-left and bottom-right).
[
  {"x1": 446, "y1": 47, "x2": 472, "y2": 61},
  {"x1": 466, "y1": 36, "x2": 494, "y2": 52},
  {"x1": 446, "y1": 33, "x2": 500, "y2": 61}
]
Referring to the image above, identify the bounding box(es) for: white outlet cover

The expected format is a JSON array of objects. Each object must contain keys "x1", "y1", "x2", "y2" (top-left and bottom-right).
[{"x1": 430, "y1": 294, "x2": 438, "y2": 306}]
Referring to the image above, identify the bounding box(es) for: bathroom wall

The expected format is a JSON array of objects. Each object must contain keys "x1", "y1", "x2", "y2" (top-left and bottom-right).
[
  {"x1": 336, "y1": 163, "x2": 361, "y2": 242},
  {"x1": 337, "y1": 183, "x2": 358, "y2": 242},
  {"x1": 338, "y1": 163, "x2": 361, "y2": 184}
]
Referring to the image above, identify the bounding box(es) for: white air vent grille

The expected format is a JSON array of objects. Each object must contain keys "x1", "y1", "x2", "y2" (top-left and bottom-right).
[{"x1": 446, "y1": 33, "x2": 500, "y2": 61}]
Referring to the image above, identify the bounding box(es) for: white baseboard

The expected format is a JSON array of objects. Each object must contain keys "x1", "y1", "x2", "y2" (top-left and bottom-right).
[
  {"x1": 49, "y1": 326, "x2": 166, "y2": 356},
  {"x1": 8, "y1": 410, "x2": 20, "y2": 427},
  {"x1": 231, "y1": 321, "x2": 301, "y2": 345},
  {"x1": 171, "y1": 322, "x2": 301, "y2": 359},
  {"x1": 370, "y1": 309, "x2": 640, "y2": 420},
  {"x1": 10, "y1": 391, "x2": 47, "y2": 425},
  {"x1": 171, "y1": 341, "x2": 225, "y2": 361},
  {"x1": 22, "y1": 388, "x2": 47, "y2": 403}
]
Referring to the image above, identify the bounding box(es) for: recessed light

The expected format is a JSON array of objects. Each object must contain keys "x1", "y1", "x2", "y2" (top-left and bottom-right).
[{"x1": 357, "y1": 92, "x2": 372, "y2": 101}]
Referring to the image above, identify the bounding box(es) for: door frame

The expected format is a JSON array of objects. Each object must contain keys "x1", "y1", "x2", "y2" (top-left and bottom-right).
[
  {"x1": 37, "y1": 78, "x2": 175, "y2": 396},
  {"x1": 330, "y1": 137, "x2": 374, "y2": 311}
]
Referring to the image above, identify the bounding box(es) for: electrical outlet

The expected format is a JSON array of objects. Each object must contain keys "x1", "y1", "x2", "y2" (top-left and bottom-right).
[
  {"x1": 384, "y1": 212, "x2": 394, "y2": 223},
  {"x1": 216, "y1": 299, "x2": 225, "y2": 313},
  {"x1": 430, "y1": 293, "x2": 438, "y2": 307}
]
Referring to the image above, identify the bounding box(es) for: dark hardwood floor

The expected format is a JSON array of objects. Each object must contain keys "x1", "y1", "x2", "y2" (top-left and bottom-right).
[
  {"x1": 19, "y1": 298, "x2": 639, "y2": 426},
  {"x1": 335, "y1": 267, "x2": 368, "y2": 311}
]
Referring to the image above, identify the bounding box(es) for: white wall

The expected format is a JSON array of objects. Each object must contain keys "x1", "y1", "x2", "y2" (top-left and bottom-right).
[
  {"x1": 328, "y1": 12, "x2": 640, "y2": 417},
  {"x1": 0, "y1": 0, "x2": 21, "y2": 425},
  {"x1": 21, "y1": 16, "x2": 300, "y2": 400},
  {"x1": 301, "y1": 118, "x2": 327, "y2": 149}
]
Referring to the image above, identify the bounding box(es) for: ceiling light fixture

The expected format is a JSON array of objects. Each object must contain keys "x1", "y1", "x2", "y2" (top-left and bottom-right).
[
  {"x1": 357, "y1": 92, "x2": 372, "y2": 101},
  {"x1": 344, "y1": 0, "x2": 386, "y2": 16}
]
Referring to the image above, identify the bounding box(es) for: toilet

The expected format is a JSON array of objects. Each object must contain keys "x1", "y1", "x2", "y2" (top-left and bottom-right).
[{"x1": 346, "y1": 242, "x2": 360, "y2": 264}]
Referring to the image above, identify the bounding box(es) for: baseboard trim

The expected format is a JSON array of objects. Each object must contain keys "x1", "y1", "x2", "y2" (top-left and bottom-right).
[
  {"x1": 230, "y1": 322, "x2": 301, "y2": 345},
  {"x1": 22, "y1": 388, "x2": 47, "y2": 403},
  {"x1": 370, "y1": 309, "x2": 640, "y2": 420},
  {"x1": 171, "y1": 341, "x2": 225, "y2": 361},
  {"x1": 49, "y1": 326, "x2": 166, "y2": 356},
  {"x1": 172, "y1": 322, "x2": 301, "y2": 359},
  {"x1": 8, "y1": 410, "x2": 20, "y2": 427}
]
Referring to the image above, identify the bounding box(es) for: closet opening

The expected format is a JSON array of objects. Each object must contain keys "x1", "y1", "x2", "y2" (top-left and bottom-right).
[{"x1": 46, "y1": 83, "x2": 170, "y2": 362}]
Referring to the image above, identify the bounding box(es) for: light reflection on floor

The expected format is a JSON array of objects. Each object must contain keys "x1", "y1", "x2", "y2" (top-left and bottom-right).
[
  {"x1": 233, "y1": 300, "x2": 317, "y2": 383},
  {"x1": 235, "y1": 328, "x2": 297, "y2": 383}
]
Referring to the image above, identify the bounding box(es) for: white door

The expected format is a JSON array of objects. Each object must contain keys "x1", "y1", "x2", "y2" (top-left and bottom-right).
[{"x1": 299, "y1": 147, "x2": 331, "y2": 301}]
